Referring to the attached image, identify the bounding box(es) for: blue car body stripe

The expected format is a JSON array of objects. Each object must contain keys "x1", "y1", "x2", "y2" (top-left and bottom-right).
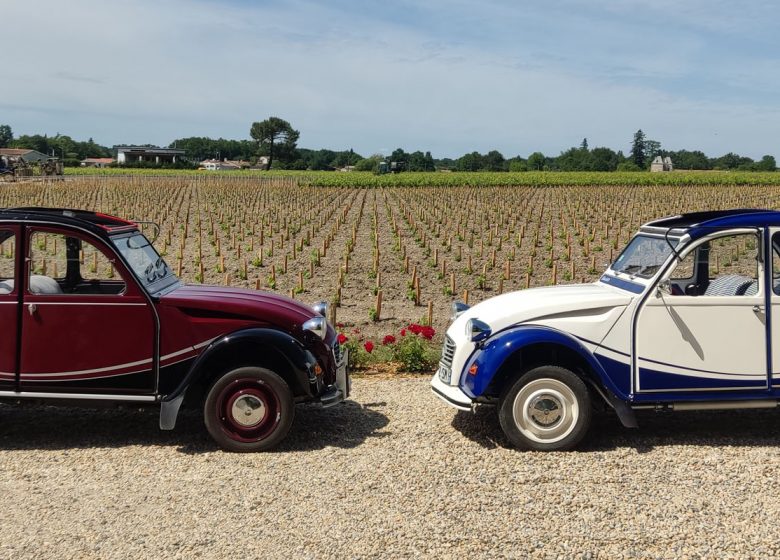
[
  {"x1": 637, "y1": 356, "x2": 764, "y2": 377},
  {"x1": 461, "y1": 325, "x2": 630, "y2": 401}
]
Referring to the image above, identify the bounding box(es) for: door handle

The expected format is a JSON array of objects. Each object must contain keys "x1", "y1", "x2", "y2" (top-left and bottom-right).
[
  {"x1": 753, "y1": 305, "x2": 763, "y2": 313},
  {"x1": 27, "y1": 303, "x2": 37, "y2": 316}
]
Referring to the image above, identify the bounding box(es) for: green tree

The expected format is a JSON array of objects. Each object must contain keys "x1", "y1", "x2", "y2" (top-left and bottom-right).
[
  {"x1": 557, "y1": 146, "x2": 592, "y2": 171},
  {"x1": 756, "y1": 155, "x2": 777, "y2": 171},
  {"x1": 483, "y1": 150, "x2": 507, "y2": 171},
  {"x1": 630, "y1": 129, "x2": 646, "y2": 168},
  {"x1": 617, "y1": 161, "x2": 642, "y2": 172},
  {"x1": 712, "y1": 152, "x2": 753, "y2": 170},
  {"x1": 456, "y1": 152, "x2": 484, "y2": 171},
  {"x1": 580, "y1": 137, "x2": 588, "y2": 151},
  {"x1": 249, "y1": 117, "x2": 299, "y2": 169},
  {"x1": 332, "y1": 149, "x2": 362, "y2": 168},
  {"x1": 527, "y1": 152, "x2": 546, "y2": 171},
  {"x1": 645, "y1": 139, "x2": 662, "y2": 161},
  {"x1": 355, "y1": 154, "x2": 383, "y2": 172},
  {"x1": 408, "y1": 150, "x2": 436, "y2": 172},
  {"x1": 590, "y1": 147, "x2": 620, "y2": 171},
  {"x1": 666, "y1": 149, "x2": 710, "y2": 170},
  {"x1": 0, "y1": 125, "x2": 12, "y2": 148},
  {"x1": 507, "y1": 157, "x2": 528, "y2": 172}
]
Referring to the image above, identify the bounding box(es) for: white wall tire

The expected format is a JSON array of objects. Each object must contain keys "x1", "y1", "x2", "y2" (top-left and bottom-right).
[{"x1": 499, "y1": 365, "x2": 591, "y2": 451}]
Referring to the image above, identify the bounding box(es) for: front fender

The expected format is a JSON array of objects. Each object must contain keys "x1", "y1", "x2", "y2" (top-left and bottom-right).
[
  {"x1": 159, "y1": 327, "x2": 315, "y2": 430},
  {"x1": 461, "y1": 325, "x2": 627, "y2": 400}
]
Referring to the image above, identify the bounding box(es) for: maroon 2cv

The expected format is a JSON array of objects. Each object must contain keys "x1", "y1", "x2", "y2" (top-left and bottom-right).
[{"x1": 0, "y1": 208, "x2": 350, "y2": 451}]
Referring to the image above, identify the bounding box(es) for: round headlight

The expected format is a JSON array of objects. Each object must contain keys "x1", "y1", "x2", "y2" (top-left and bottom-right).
[
  {"x1": 312, "y1": 301, "x2": 329, "y2": 317},
  {"x1": 465, "y1": 318, "x2": 491, "y2": 343},
  {"x1": 451, "y1": 301, "x2": 470, "y2": 321},
  {"x1": 303, "y1": 316, "x2": 327, "y2": 339}
]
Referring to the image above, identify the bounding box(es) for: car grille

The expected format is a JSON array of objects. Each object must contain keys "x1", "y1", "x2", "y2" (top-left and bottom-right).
[
  {"x1": 440, "y1": 336, "x2": 456, "y2": 368},
  {"x1": 333, "y1": 341, "x2": 342, "y2": 364}
]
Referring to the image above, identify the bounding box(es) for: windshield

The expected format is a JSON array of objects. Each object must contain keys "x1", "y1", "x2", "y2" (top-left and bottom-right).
[
  {"x1": 111, "y1": 232, "x2": 177, "y2": 292},
  {"x1": 610, "y1": 235, "x2": 676, "y2": 279}
]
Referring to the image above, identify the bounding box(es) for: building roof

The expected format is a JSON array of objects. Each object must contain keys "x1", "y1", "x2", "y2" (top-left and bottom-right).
[
  {"x1": 81, "y1": 157, "x2": 114, "y2": 164},
  {"x1": 0, "y1": 148, "x2": 33, "y2": 157},
  {"x1": 116, "y1": 146, "x2": 186, "y2": 155}
]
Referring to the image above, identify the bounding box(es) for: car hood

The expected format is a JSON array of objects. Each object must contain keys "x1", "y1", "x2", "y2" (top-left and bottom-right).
[
  {"x1": 160, "y1": 284, "x2": 318, "y2": 328},
  {"x1": 454, "y1": 282, "x2": 634, "y2": 335}
]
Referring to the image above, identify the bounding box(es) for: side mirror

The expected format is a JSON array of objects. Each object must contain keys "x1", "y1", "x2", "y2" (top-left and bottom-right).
[{"x1": 656, "y1": 279, "x2": 672, "y2": 297}]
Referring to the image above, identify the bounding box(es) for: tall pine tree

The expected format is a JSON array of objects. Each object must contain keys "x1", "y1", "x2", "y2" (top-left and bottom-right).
[{"x1": 630, "y1": 130, "x2": 646, "y2": 168}]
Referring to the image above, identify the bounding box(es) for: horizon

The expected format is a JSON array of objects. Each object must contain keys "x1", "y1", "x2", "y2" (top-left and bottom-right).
[{"x1": 4, "y1": 0, "x2": 779, "y2": 161}]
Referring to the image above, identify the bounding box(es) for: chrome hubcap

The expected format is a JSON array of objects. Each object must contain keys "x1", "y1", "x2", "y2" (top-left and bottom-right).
[
  {"x1": 529, "y1": 395, "x2": 562, "y2": 427},
  {"x1": 513, "y1": 378, "x2": 579, "y2": 444},
  {"x1": 231, "y1": 394, "x2": 267, "y2": 427}
]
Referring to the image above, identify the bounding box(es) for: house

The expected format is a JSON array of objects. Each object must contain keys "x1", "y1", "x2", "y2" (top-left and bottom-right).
[
  {"x1": 0, "y1": 148, "x2": 51, "y2": 164},
  {"x1": 198, "y1": 158, "x2": 249, "y2": 171},
  {"x1": 116, "y1": 146, "x2": 185, "y2": 165},
  {"x1": 650, "y1": 156, "x2": 674, "y2": 172},
  {"x1": 249, "y1": 156, "x2": 270, "y2": 170},
  {"x1": 80, "y1": 157, "x2": 115, "y2": 168}
]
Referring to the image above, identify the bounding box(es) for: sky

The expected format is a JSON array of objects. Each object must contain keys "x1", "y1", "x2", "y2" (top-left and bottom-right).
[{"x1": 3, "y1": 0, "x2": 779, "y2": 160}]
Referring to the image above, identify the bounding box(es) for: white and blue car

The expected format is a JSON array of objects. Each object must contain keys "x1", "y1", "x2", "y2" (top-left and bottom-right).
[{"x1": 432, "y1": 209, "x2": 780, "y2": 450}]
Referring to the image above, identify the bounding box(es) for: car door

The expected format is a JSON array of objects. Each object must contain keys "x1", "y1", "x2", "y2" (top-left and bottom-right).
[
  {"x1": 0, "y1": 224, "x2": 20, "y2": 390},
  {"x1": 19, "y1": 226, "x2": 156, "y2": 394},
  {"x1": 768, "y1": 229, "x2": 780, "y2": 390},
  {"x1": 634, "y1": 229, "x2": 768, "y2": 393}
]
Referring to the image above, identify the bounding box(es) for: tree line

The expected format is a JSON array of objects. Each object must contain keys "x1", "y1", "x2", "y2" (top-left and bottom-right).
[{"x1": 1, "y1": 120, "x2": 775, "y2": 172}]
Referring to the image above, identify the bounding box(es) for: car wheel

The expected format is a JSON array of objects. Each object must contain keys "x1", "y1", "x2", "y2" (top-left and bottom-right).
[
  {"x1": 498, "y1": 365, "x2": 591, "y2": 451},
  {"x1": 204, "y1": 366, "x2": 294, "y2": 452}
]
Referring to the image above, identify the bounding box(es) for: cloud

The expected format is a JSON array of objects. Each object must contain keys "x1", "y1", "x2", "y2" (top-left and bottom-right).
[{"x1": 2, "y1": 0, "x2": 778, "y2": 160}]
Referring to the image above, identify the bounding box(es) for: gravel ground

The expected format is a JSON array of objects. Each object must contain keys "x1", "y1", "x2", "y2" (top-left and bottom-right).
[{"x1": 3, "y1": 377, "x2": 780, "y2": 559}]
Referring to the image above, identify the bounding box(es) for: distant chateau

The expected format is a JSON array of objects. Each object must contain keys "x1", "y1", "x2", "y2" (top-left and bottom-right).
[{"x1": 650, "y1": 156, "x2": 674, "y2": 172}]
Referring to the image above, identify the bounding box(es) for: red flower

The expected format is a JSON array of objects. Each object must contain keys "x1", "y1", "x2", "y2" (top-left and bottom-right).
[
  {"x1": 364, "y1": 341, "x2": 375, "y2": 353},
  {"x1": 337, "y1": 333, "x2": 348, "y2": 345},
  {"x1": 408, "y1": 324, "x2": 422, "y2": 335},
  {"x1": 400, "y1": 328, "x2": 407, "y2": 337},
  {"x1": 336, "y1": 322, "x2": 345, "y2": 328},
  {"x1": 420, "y1": 326, "x2": 436, "y2": 340},
  {"x1": 382, "y1": 334, "x2": 396, "y2": 345}
]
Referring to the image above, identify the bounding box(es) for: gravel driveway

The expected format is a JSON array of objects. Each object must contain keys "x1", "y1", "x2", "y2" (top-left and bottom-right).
[{"x1": 2, "y1": 377, "x2": 780, "y2": 559}]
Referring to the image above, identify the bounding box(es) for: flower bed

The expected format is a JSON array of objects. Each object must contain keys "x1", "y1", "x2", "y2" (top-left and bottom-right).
[{"x1": 337, "y1": 323, "x2": 440, "y2": 373}]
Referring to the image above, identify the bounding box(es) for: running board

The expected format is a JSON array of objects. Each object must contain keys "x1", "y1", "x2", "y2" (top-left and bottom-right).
[
  {"x1": 634, "y1": 400, "x2": 779, "y2": 412},
  {"x1": 0, "y1": 391, "x2": 157, "y2": 402}
]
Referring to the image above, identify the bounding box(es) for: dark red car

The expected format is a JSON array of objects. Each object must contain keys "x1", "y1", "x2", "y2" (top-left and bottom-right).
[{"x1": 0, "y1": 208, "x2": 349, "y2": 451}]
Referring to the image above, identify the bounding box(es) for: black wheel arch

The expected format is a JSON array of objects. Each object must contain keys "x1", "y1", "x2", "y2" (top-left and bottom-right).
[{"x1": 159, "y1": 327, "x2": 317, "y2": 430}]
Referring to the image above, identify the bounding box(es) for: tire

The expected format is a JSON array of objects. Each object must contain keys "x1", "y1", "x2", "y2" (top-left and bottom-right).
[
  {"x1": 204, "y1": 366, "x2": 294, "y2": 452},
  {"x1": 498, "y1": 365, "x2": 591, "y2": 451}
]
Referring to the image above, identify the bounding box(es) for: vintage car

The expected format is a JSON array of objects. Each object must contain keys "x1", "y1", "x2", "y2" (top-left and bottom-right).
[
  {"x1": 0, "y1": 208, "x2": 348, "y2": 451},
  {"x1": 432, "y1": 209, "x2": 780, "y2": 450}
]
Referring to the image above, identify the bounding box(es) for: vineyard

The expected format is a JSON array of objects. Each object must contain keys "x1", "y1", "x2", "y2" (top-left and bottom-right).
[
  {"x1": 65, "y1": 168, "x2": 780, "y2": 187},
  {"x1": 4, "y1": 175, "x2": 780, "y2": 348}
]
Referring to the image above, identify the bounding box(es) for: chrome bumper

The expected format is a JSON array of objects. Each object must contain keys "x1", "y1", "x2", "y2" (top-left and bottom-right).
[
  {"x1": 430, "y1": 373, "x2": 473, "y2": 411},
  {"x1": 320, "y1": 347, "x2": 350, "y2": 408},
  {"x1": 336, "y1": 347, "x2": 350, "y2": 399}
]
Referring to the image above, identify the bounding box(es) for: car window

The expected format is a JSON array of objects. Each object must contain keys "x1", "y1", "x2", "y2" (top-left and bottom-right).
[
  {"x1": 110, "y1": 232, "x2": 176, "y2": 293},
  {"x1": 0, "y1": 230, "x2": 15, "y2": 294},
  {"x1": 28, "y1": 231, "x2": 126, "y2": 295},
  {"x1": 772, "y1": 233, "x2": 780, "y2": 296},
  {"x1": 611, "y1": 235, "x2": 675, "y2": 279},
  {"x1": 669, "y1": 233, "x2": 760, "y2": 297}
]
